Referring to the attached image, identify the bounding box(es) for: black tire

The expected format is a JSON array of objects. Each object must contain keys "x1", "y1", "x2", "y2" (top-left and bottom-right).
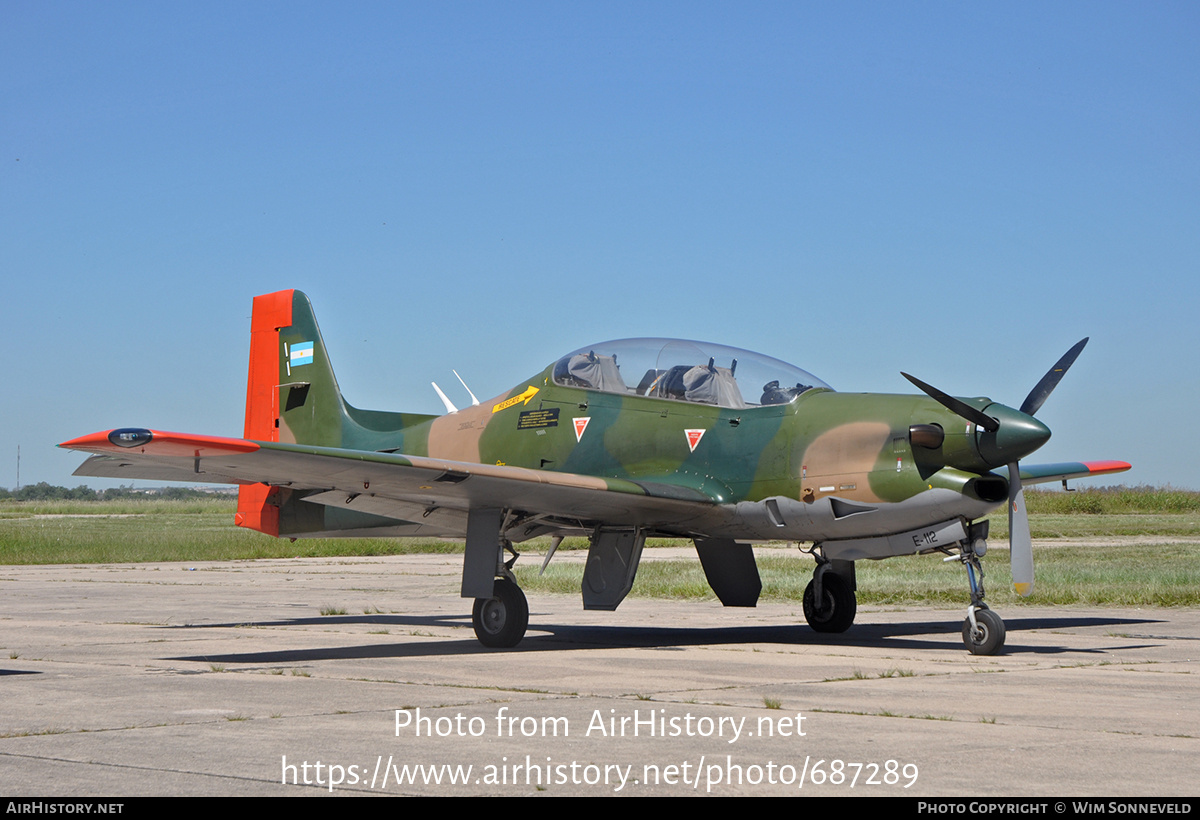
[
  {"x1": 962, "y1": 608, "x2": 1006, "y2": 655},
  {"x1": 802, "y1": 572, "x2": 856, "y2": 633},
  {"x1": 472, "y1": 578, "x2": 529, "y2": 648}
]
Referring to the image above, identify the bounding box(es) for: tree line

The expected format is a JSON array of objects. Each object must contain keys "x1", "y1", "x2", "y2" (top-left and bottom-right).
[{"x1": 0, "y1": 483, "x2": 229, "y2": 501}]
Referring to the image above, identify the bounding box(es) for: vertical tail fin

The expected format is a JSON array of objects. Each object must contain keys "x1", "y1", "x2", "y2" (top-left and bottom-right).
[
  {"x1": 246, "y1": 289, "x2": 349, "y2": 449},
  {"x1": 237, "y1": 289, "x2": 352, "y2": 535},
  {"x1": 235, "y1": 289, "x2": 437, "y2": 535},
  {"x1": 236, "y1": 290, "x2": 295, "y2": 535}
]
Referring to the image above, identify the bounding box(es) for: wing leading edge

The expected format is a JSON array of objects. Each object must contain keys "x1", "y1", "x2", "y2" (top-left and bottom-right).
[
  {"x1": 60, "y1": 428, "x2": 719, "y2": 539},
  {"x1": 999, "y1": 460, "x2": 1132, "y2": 486}
]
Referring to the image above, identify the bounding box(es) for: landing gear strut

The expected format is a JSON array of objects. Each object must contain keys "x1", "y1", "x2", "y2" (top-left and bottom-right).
[
  {"x1": 802, "y1": 560, "x2": 857, "y2": 633},
  {"x1": 952, "y1": 524, "x2": 1006, "y2": 655},
  {"x1": 470, "y1": 537, "x2": 529, "y2": 648}
]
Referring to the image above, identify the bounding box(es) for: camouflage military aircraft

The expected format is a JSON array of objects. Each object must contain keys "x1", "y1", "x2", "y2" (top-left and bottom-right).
[{"x1": 62, "y1": 289, "x2": 1130, "y2": 655}]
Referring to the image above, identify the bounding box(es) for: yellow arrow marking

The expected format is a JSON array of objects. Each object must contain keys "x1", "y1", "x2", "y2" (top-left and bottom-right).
[{"x1": 491, "y1": 385, "x2": 539, "y2": 413}]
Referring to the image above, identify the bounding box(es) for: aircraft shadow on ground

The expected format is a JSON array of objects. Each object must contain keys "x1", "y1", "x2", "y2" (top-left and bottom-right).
[{"x1": 164, "y1": 613, "x2": 1165, "y2": 665}]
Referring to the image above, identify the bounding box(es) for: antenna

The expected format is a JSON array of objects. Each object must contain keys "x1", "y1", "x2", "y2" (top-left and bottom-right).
[
  {"x1": 431, "y1": 382, "x2": 458, "y2": 414},
  {"x1": 453, "y1": 370, "x2": 480, "y2": 406}
]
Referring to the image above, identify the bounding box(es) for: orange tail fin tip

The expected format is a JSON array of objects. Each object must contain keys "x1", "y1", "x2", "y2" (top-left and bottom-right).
[{"x1": 236, "y1": 290, "x2": 294, "y2": 536}]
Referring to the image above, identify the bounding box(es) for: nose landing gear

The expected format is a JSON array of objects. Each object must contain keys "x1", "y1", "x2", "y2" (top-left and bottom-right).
[
  {"x1": 963, "y1": 606, "x2": 1005, "y2": 655},
  {"x1": 950, "y1": 523, "x2": 1006, "y2": 655}
]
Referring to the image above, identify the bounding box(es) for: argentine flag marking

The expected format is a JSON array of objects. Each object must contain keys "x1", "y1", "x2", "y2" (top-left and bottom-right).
[{"x1": 290, "y1": 341, "x2": 314, "y2": 367}]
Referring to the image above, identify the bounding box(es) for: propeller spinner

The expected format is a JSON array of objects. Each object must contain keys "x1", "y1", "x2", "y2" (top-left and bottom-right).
[{"x1": 903, "y1": 338, "x2": 1089, "y2": 597}]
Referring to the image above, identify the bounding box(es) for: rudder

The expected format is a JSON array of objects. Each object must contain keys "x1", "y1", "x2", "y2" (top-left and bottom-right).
[{"x1": 237, "y1": 289, "x2": 351, "y2": 534}]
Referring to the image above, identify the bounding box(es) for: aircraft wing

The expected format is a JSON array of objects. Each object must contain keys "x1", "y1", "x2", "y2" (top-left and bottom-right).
[
  {"x1": 1003, "y1": 460, "x2": 1132, "y2": 486},
  {"x1": 61, "y1": 429, "x2": 718, "y2": 536}
]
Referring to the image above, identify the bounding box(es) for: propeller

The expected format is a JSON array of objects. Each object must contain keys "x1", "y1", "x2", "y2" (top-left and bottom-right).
[
  {"x1": 1020, "y1": 338, "x2": 1088, "y2": 416},
  {"x1": 901, "y1": 372, "x2": 998, "y2": 432},
  {"x1": 1007, "y1": 460, "x2": 1032, "y2": 596},
  {"x1": 904, "y1": 339, "x2": 1089, "y2": 597}
]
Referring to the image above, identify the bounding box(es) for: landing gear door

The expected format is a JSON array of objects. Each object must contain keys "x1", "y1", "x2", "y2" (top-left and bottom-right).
[{"x1": 581, "y1": 529, "x2": 645, "y2": 611}]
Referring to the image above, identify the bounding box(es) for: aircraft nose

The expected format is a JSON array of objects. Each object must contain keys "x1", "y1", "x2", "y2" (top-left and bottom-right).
[{"x1": 975, "y1": 404, "x2": 1051, "y2": 467}]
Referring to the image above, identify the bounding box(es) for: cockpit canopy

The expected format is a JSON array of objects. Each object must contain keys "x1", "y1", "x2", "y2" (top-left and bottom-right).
[{"x1": 552, "y1": 338, "x2": 832, "y2": 409}]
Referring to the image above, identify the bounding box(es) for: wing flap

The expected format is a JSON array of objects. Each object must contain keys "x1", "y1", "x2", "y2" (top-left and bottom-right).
[{"x1": 71, "y1": 453, "x2": 260, "y2": 485}]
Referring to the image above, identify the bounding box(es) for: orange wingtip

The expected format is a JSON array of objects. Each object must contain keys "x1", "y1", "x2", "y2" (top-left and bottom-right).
[
  {"x1": 1081, "y1": 460, "x2": 1133, "y2": 475},
  {"x1": 60, "y1": 429, "x2": 260, "y2": 457}
]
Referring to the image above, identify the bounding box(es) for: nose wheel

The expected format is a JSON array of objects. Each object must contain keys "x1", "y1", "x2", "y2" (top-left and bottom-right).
[
  {"x1": 952, "y1": 527, "x2": 1006, "y2": 655},
  {"x1": 963, "y1": 606, "x2": 1005, "y2": 655}
]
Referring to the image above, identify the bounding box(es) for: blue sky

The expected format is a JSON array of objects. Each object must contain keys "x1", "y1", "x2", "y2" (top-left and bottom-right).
[{"x1": 4, "y1": 2, "x2": 1197, "y2": 489}]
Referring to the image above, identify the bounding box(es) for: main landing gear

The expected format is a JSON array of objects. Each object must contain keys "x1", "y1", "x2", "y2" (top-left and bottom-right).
[
  {"x1": 950, "y1": 524, "x2": 1006, "y2": 655},
  {"x1": 802, "y1": 560, "x2": 857, "y2": 634},
  {"x1": 470, "y1": 537, "x2": 529, "y2": 648},
  {"x1": 473, "y1": 577, "x2": 529, "y2": 648}
]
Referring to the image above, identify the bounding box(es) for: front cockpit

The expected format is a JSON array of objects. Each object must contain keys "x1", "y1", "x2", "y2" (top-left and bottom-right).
[{"x1": 552, "y1": 338, "x2": 832, "y2": 409}]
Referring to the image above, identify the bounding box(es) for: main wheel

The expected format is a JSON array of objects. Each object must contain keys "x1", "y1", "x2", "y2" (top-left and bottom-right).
[
  {"x1": 472, "y1": 578, "x2": 529, "y2": 648},
  {"x1": 802, "y1": 572, "x2": 856, "y2": 633},
  {"x1": 962, "y1": 608, "x2": 1005, "y2": 655}
]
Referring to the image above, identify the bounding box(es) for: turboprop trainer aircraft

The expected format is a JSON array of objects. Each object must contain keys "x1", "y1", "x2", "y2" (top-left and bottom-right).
[{"x1": 62, "y1": 290, "x2": 1130, "y2": 654}]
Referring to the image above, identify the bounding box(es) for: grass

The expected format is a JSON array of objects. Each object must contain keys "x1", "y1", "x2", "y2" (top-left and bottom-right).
[
  {"x1": 0, "y1": 498, "x2": 464, "y2": 564},
  {"x1": 1023, "y1": 486, "x2": 1200, "y2": 515},
  {"x1": 855, "y1": 544, "x2": 1200, "y2": 607},
  {"x1": 514, "y1": 544, "x2": 1200, "y2": 607},
  {"x1": 983, "y1": 487, "x2": 1200, "y2": 540},
  {"x1": 0, "y1": 497, "x2": 236, "y2": 519},
  {"x1": 2, "y1": 488, "x2": 1198, "y2": 606},
  {"x1": 986, "y1": 513, "x2": 1200, "y2": 540}
]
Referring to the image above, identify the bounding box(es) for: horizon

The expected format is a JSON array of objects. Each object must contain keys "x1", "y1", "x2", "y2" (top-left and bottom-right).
[{"x1": 5, "y1": 3, "x2": 1197, "y2": 490}]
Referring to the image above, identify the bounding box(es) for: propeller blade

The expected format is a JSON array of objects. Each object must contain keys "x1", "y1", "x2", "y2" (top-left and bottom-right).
[
  {"x1": 1020, "y1": 337, "x2": 1088, "y2": 416},
  {"x1": 901, "y1": 372, "x2": 999, "y2": 432},
  {"x1": 1008, "y1": 461, "x2": 1034, "y2": 597}
]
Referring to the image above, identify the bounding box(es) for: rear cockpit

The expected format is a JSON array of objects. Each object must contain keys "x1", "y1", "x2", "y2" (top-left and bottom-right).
[{"x1": 552, "y1": 338, "x2": 832, "y2": 409}]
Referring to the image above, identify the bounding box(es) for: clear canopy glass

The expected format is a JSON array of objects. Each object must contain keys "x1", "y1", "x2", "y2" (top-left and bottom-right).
[{"x1": 552, "y1": 338, "x2": 832, "y2": 409}]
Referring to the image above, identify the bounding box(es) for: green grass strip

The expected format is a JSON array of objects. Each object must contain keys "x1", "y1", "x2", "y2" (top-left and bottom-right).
[{"x1": 517, "y1": 545, "x2": 1200, "y2": 608}]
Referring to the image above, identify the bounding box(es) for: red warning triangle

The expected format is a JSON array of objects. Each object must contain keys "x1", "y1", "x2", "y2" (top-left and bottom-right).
[
  {"x1": 574, "y1": 417, "x2": 590, "y2": 442},
  {"x1": 685, "y1": 428, "x2": 705, "y2": 452}
]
